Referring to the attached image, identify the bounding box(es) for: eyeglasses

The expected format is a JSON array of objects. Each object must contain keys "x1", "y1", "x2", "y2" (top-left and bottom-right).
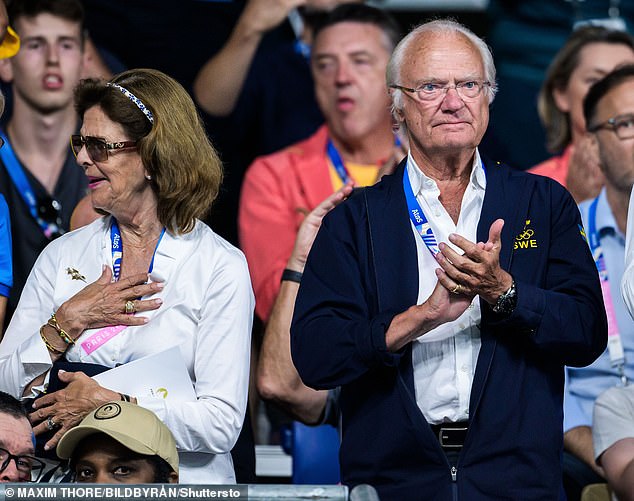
[
  {"x1": 70, "y1": 135, "x2": 137, "y2": 162},
  {"x1": 390, "y1": 80, "x2": 491, "y2": 102},
  {"x1": 0, "y1": 447, "x2": 46, "y2": 482},
  {"x1": 588, "y1": 114, "x2": 634, "y2": 140}
]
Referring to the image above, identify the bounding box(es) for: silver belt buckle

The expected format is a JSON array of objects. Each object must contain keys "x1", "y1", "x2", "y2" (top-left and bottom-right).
[{"x1": 438, "y1": 426, "x2": 468, "y2": 448}]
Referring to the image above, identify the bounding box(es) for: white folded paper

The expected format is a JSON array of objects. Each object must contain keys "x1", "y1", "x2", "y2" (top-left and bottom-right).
[{"x1": 93, "y1": 346, "x2": 196, "y2": 402}]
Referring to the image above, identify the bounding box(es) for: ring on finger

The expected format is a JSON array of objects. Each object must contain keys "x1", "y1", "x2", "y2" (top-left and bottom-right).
[
  {"x1": 124, "y1": 300, "x2": 136, "y2": 314},
  {"x1": 46, "y1": 416, "x2": 57, "y2": 431},
  {"x1": 451, "y1": 284, "x2": 462, "y2": 295}
]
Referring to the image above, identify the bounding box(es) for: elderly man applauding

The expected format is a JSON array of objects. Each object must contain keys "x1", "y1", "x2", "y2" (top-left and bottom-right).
[{"x1": 291, "y1": 19, "x2": 607, "y2": 500}]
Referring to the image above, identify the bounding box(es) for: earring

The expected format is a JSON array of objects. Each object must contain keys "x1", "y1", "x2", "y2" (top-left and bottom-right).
[{"x1": 145, "y1": 174, "x2": 152, "y2": 180}]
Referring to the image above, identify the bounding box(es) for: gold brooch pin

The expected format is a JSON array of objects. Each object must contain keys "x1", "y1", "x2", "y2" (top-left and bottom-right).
[{"x1": 66, "y1": 267, "x2": 86, "y2": 282}]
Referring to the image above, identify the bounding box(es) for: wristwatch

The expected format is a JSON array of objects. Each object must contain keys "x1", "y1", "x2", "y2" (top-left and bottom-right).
[{"x1": 492, "y1": 279, "x2": 517, "y2": 315}]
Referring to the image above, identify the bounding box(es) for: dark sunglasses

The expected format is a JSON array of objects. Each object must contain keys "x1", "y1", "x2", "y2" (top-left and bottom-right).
[
  {"x1": 70, "y1": 135, "x2": 137, "y2": 162},
  {"x1": 0, "y1": 446, "x2": 46, "y2": 482}
]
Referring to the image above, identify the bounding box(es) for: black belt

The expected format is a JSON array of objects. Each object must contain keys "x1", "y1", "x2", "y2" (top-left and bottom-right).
[{"x1": 430, "y1": 421, "x2": 469, "y2": 449}]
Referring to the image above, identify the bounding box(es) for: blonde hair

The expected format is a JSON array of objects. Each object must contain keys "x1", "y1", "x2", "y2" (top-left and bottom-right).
[
  {"x1": 538, "y1": 26, "x2": 634, "y2": 153},
  {"x1": 75, "y1": 68, "x2": 223, "y2": 234}
]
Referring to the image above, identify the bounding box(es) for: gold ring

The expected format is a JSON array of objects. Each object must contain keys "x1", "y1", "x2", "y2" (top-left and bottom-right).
[
  {"x1": 451, "y1": 284, "x2": 462, "y2": 295},
  {"x1": 125, "y1": 300, "x2": 136, "y2": 314}
]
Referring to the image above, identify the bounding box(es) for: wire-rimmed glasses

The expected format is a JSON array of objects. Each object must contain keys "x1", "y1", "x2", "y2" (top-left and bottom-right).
[{"x1": 390, "y1": 80, "x2": 491, "y2": 102}]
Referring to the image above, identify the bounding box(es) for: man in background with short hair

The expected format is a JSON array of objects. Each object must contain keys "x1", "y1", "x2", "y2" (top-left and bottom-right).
[
  {"x1": 0, "y1": 0, "x2": 88, "y2": 326},
  {"x1": 561, "y1": 63, "x2": 634, "y2": 499},
  {"x1": 240, "y1": 3, "x2": 402, "y2": 326},
  {"x1": 595, "y1": 63, "x2": 634, "y2": 501},
  {"x1": 0, "y1": 391, "x2": 41, "y2": 482},
  {"x1": 243, "y1": 4, "x2": 403, "y2": 424}
]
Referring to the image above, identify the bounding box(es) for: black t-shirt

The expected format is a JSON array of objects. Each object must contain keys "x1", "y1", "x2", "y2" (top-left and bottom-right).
[{"x1": 0, "y1": 139, "x2": 87, "y2": 323}]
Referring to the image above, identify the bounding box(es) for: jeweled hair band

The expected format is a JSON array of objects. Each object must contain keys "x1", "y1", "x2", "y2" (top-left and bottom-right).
[{"x1": 106, "y1": 82, "x2": 154, "y2": 124}]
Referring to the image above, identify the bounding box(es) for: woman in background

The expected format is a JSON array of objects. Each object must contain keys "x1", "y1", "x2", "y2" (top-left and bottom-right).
[{"x1": 530, "y1": 26, "x2": 634, "y2": 202}]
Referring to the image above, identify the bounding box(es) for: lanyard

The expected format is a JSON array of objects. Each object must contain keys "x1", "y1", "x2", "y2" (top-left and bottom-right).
[
  {"x1": 110, "y1": 218, "x2": 165, "y2": 280},
  {"x1": 0, "y1": 130, "x2": 64, "y2": 239},
  {"x1": 588, "y1": 196, "x2": 627, "y2": 385},
  {"x1": 403, "y1": 166, "x2": 440, "y2": 257},
  {"x1": 327, "y1": 139, "x2": 352, "y2": 185},
  {"x1": 294, "y1": 39, "x2": 311, "y2": 60},
  {"x1": 403, "y1": 160, "x2": 484, "y2": 258},
  {"x1": 288, "y1": 9, "x2": 311, "y2": 60},
  {"x1": 81, "y1": 219, "x2": 165, "y2": 356},
  {"x1": 327, "y1": 136, "x2": 402, "y2": 186}
]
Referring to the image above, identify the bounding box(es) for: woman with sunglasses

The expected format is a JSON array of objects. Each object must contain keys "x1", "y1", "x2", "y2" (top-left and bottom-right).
[{"x1": 0, "y1": 68, "x2": 254, "y2": 484}]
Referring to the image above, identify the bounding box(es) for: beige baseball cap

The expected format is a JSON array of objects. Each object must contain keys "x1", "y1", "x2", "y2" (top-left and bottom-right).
[{"x1": 57, "y1": 401, "x2": 179, "y2": 474}]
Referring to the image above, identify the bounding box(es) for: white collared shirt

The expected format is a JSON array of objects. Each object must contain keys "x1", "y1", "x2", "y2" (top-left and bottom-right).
[{"x1": 406, "y1": 151, "x2": 485, "y2": 424}]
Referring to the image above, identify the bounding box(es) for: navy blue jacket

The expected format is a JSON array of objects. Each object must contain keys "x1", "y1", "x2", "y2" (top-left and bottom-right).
[{"x1": 291, "y1": 160, "x2": 607, "y2": 500}]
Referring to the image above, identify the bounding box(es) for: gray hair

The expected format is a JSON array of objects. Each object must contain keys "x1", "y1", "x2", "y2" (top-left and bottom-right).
[{"x1": 386, "y1": 19, "x2": 498, "y2": 114}]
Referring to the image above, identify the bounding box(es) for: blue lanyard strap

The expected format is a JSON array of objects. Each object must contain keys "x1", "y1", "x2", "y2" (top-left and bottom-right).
[
  {"x1": 588, "y1": 196, "x2": 607, "y2": 279},
  {"x1": 588, "y1": 195, "x2": 626, "y2": 375},
  {"x1": 327, "y1": 136, "x2": 403, "y2": 186},
  {"x1": 0, "y1": 130, "x2": 64, "y2": 239},
  {"x1": 327, "y1": 139, "x2": 351, "y2": 185},
  {"x1": 110, "y1": 218, "x2": 165, "y2": 281},
  {"x1": 293, "y1": 39, "x2": 311, "y2": 60},
  {"x1": 402, "y1": 159, "x2": 486, "y2": 258},
  {"x1": 402, "y1": 166, "x2": 440, "y2": 257}
]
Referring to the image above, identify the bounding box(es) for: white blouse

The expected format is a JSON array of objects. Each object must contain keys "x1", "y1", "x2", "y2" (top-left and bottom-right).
[{"x1": 0, "y1": 216, "x2": 255, "y2": 484}]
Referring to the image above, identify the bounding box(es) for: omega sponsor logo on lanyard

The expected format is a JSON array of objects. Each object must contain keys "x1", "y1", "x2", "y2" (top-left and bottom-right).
[{"x1": 588, "y1": 196, "x2": 627, "y2": 386}]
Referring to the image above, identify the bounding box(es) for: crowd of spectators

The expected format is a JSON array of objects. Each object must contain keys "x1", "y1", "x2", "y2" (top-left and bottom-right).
[{"x1": 2, "y1": 1, "x2": 634, "y2": 500}]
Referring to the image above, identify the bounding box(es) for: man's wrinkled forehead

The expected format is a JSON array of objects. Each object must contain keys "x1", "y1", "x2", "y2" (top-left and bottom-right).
[
  {"x1": 401, "y1": 31, "x2": 484, "y2": 79},
  {"x1": 0, "y1": 413, "x2": 34, "y2": 454}
]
